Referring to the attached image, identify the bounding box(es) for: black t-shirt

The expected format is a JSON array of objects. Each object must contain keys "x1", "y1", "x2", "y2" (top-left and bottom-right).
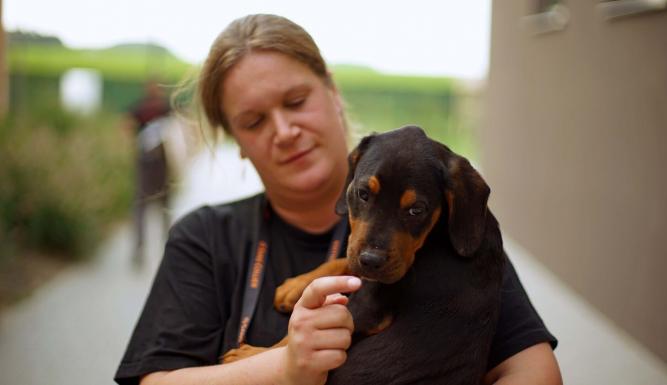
[{"x1": 114, "y1": 193, "x2": 557, "y2": 384}]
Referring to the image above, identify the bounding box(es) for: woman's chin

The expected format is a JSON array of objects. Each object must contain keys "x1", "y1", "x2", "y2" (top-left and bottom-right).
[{"x1": 282, "y1": 164, "x2": 340, "y2": 195}]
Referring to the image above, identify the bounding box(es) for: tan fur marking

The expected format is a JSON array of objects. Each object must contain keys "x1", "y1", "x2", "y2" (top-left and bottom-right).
[
  {"x1": 349, "y1": 214, "x2": 359, "y2": 234},
  {"x1": 347, "y1": 215, "x2": 370, "y2": 271},
  {"x1": 367, "y1": 314, "x2": 394, "y2": 335},
  {"x1": 368, "y1": 176, "x2": 381, "y2": 194},
  {"x1": 388, "y1": 207, "x2": 443, "y2": 279},
  {"x1": 422, "y1": 207, "x2": 442, "y2": 249},
  {"x1": 400, "y1": 189, "x2": 417, "y2": 209}
]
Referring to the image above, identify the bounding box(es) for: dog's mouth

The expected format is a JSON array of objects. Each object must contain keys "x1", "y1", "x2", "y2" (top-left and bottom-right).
[{"x1": 349, "y1": 252, "x2": 410, "y2": 284}]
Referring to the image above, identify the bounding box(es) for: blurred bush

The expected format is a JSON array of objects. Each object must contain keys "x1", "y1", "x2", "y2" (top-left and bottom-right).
[{"x1": 0, "y1": 107, "x2": 133, "y2": 262}]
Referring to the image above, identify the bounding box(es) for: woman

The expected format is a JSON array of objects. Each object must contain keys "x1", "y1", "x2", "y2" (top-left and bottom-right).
[{"x1": 115, "y1": 14, "x2": 561, "y2": 385}]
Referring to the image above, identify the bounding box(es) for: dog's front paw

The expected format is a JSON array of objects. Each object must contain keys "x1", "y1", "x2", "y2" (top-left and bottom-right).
[
  {"x1": 221, "y1": 344, "x2": 268, "y2": 363},
  {"x1": 274, "y1": 275, "x2": 311, "y2": 313}
]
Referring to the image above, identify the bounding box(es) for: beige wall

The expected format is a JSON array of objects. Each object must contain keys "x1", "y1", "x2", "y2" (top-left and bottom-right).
[{"x1": 482, "y1": 1, "x2": 667, "y2": 362}]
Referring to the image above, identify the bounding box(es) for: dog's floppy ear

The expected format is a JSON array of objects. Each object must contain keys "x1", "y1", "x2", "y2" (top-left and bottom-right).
[
  {"x1": 435, "y1": 142, "x2": 490, "y2": 257},
  {"x1": 335, "y1": 134, "x2": 376, "y2": 215}
]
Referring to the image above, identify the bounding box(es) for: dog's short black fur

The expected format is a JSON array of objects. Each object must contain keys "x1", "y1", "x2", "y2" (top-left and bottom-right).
[
  {"x1": 224, "y1": 125, "x2": 506, "y2": 384},
  {"x1": 326, "y1": 125, "x2": 506, "y2": 385}
]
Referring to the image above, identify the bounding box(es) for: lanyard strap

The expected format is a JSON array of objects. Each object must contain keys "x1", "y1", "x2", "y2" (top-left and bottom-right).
[{"x1": 237, "y1": 209, "x2": 348, "y2": 345}]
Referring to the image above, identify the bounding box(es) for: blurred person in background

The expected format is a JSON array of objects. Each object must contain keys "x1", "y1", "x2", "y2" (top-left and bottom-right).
[
  {"x1": 124, "y1": 80, "x2": 172, "y2": 265},
  {"x1": 115, "y1": 14, "x2": 561, "y2": 385}
]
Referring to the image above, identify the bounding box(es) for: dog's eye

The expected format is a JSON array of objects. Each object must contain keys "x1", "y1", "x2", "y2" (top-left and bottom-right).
[
  {"x1": 408, "y1": 206, "x2": 425, "y2": 216},
  {"x1": 358, "y1": 188, "x2": 369, "y2": 201}
]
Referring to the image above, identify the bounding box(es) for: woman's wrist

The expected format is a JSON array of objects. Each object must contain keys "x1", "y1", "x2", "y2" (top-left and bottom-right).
[
  {"x1": 275, "y1": 346, "x2": 296, "y2": 385},
  {"x1": 279, "y1": 344, "x2": 328, "y2": 385}
]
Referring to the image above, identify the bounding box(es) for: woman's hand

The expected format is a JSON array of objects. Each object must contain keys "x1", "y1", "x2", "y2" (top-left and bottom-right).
[{"x1": 283, "y1": 276, "x2": 362, "y2": 385}]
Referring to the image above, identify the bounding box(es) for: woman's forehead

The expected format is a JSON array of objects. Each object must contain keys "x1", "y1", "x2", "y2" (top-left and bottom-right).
[
  {"x1": 221, "y1": 51, "x2": 324, "y2": 112},
  {"x1": 225, "y1": 51, "x2": 317, "y2": 89}
]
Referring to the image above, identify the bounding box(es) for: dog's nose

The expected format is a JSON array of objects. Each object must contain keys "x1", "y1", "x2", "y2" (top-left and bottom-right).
[{"x1": 359, "y1": 250, "x2": 387, "y2": 270}]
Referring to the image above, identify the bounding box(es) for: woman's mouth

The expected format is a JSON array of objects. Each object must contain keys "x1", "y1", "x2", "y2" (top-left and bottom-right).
[{"x1": 279, "y1": 147, "x2": 314, "y2": 165}]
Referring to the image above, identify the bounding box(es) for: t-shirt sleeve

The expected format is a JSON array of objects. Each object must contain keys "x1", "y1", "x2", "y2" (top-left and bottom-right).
[
  {"x1": 114, "y1": 208, "x2": 227, "y2": 385},
  {"x1": 486, "y1": 258, "x2": 558, "y2": 371}
]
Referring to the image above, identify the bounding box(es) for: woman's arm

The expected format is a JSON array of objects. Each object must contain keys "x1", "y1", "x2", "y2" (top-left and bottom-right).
[
  {"x1": 141, "y1": 347, "x2": 289, "y2": 385},
  {"x1": 140, "y1": 276, "x2": 362, "y2": 385},
  {"x1": 483, "y1": 342, "x2": 562, "y2": 385}
]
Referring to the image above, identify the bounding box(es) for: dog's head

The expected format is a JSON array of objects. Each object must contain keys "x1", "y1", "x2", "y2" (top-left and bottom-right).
[{"x1": 336, "y1": 125, "x2": 490, "y2": 283}]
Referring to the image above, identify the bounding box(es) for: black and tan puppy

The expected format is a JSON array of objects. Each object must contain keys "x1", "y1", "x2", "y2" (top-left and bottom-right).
[{"x1": 227, "y1": 125, "x2": 506, "y2": 384}]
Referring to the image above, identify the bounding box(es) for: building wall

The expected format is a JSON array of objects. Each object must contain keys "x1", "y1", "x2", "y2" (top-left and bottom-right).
[{"x1": 482, "y1": 1, "x2": 667, "y2": 362}]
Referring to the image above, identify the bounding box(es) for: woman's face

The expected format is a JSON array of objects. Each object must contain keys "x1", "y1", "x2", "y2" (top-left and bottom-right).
[{"x1": 221, "y1": 50, "x2": 349, "y2": 198}]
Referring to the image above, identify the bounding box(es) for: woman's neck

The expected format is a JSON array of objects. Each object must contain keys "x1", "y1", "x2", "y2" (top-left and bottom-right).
[{"x1": 267, "y1": 187, "x2": 343, "y2": 234}]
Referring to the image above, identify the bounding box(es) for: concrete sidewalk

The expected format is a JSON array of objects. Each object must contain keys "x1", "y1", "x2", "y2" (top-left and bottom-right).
[{"x1": 1, "y1": 143, "x2": 665, "y2": 384}]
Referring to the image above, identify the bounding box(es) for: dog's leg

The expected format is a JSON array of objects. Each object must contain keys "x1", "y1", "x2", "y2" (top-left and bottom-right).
[
  {"x1": 274, "y1": 258, "x2": 349, "y2": 312},
  {"x1": 224, "y1": 259, "x2": 349, "y2": 364},
  {"x1": 221, "y1": 337, "x2": 288, "y2": 364}
]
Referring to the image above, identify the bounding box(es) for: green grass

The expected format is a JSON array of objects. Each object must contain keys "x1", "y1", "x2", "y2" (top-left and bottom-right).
[
  {"x1": 9, "y1": 44, "x2": 452, "y2": 92},
  {"x1": 331, "y1": 66, "x2": 474, "y2": 159},
  {"x1": 8, "y1": 44, "x2": 191, "y2": 82},
  {"x1": 332, "y1": 64, "x2": 455, "y2": 94}
]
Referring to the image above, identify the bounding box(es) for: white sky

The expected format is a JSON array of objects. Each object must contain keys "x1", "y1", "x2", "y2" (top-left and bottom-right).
[{"x1": 4, "y1": 0, "x2": 491, "y2": 79}]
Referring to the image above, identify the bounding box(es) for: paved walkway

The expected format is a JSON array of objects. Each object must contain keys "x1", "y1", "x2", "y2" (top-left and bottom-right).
[{"x1": 1, "y1": 143, "x2": 666, "y2": 385}]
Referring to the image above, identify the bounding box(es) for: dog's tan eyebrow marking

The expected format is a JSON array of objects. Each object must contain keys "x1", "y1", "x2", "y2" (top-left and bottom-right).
[
  {"x1": 400, "y1": 189, "x2": 417, "y2": 209},
  {"x1": 368, "y1": 176, "x2": 381, "y2": 194}
]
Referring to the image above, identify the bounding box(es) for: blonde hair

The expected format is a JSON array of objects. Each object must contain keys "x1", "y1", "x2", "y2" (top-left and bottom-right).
[{"x1": 198, "y1": 14, "x2": 334, "y2": 134}]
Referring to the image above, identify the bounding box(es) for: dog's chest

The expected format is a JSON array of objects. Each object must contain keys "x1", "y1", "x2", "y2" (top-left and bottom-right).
[{"x1": 327, "y1": 242, "x2": 502, "y2": 385}]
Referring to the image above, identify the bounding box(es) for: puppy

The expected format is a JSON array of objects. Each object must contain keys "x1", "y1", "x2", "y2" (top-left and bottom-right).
[{"x1": 228, "y1": 125, "x2": 506, "y2": 385}]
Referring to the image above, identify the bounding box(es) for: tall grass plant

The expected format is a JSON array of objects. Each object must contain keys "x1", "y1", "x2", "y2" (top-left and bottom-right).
[{"x1": 0, "y1": 107, "x2": 133, "y2": 262}]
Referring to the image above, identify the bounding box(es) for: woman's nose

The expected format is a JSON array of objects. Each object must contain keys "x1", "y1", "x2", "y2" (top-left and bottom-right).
[{"x1": 272, "y1": 110, "x2": 300, "y2": 146}]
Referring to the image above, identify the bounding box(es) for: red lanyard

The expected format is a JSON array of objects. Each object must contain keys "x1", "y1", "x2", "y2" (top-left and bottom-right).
[{"x1": 236, "y1": 207, "x2": 348, "y2": 345}]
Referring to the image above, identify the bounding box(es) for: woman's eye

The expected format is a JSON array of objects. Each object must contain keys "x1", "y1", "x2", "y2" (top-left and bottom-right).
[
  {"x1": 358, "y1": 188, "x2": 369, "y2": 202},
  {"x1": 408, "y1": 206, "x2": 425, "y2": 216},
  {"x1": 285, "y1": 97, "x2": 305, "y2": 108},
  {"x1": 244, "y1": 116, "x2": 263, "y2": 130}
]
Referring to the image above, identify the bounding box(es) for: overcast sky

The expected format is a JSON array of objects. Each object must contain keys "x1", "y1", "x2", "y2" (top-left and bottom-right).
[{"x1": 4, "y1": 0, "x2": 491, "y2": 79}]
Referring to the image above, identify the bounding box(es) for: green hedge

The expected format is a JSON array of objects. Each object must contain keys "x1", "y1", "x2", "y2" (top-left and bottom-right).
[
  {"x1": 8, "y1": 44, "x2": 190, "y2": 82},
  {"x1": 0, "y1": 109, "x2": 133, "y2": 261}
]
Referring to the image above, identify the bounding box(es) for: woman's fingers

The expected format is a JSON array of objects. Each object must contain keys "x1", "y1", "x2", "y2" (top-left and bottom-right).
[
  {"x1": 323, "y1": 293, "x2": 349, "y2": 306},
  {"x1": 296, "y1": 276, "x2": 361, "y2": 310},
  {"x1": 311, "y1": 303, "x2": 354, "y2": 331},
  {"x1": 284, "y1": 276, "x2": 362, "y2": 384},
  {"x1": 310, "y1": 328, "x2": 353, "y2": 350}
]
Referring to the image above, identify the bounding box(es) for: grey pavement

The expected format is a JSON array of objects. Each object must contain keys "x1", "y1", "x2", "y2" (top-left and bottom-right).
[{"x1": 1, "y1": 143, "x2": 666, "y2": 385}]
